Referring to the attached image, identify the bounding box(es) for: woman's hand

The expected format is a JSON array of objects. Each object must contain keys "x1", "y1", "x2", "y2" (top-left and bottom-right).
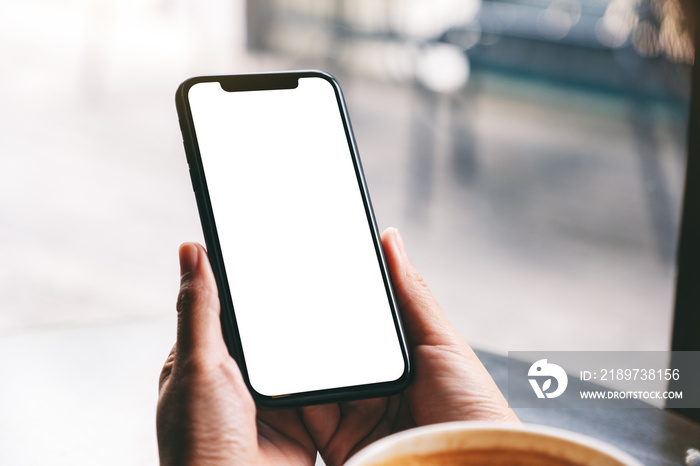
[
  {"x1": 156, "y1": 243, "x2": 316, "y2": 466},
  {"x1": 300, "y1": 228, "x2": 518, "y2": 466}
]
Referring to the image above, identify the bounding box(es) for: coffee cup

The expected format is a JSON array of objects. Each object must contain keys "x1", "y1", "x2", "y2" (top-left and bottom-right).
[{"x1": 344, "y1": 421, "x2": 642, "y2": 466}]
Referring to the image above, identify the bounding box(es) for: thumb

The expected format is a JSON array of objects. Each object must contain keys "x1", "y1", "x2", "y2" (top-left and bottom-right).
[
  {"x1": 381, "y1": 228, "x2": 461, "y2": 348},
  {"x1": 174, "y1": 242, "x2": 225, "y2": 362}
]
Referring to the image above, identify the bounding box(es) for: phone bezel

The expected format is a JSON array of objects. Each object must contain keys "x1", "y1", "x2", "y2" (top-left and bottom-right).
[{"x1": 175, "y1": 70, "x2": 412, "y2": 408}]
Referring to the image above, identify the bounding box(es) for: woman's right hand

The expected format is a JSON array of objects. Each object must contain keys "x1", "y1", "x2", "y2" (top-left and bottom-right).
[{"x1": 301, "y1": 228, "x2": 518, "y2": 466}]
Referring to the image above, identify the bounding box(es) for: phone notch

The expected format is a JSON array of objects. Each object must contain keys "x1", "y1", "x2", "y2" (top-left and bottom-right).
[{"x1": 219, "y1": 74, "x2": 299, "y2": 93}]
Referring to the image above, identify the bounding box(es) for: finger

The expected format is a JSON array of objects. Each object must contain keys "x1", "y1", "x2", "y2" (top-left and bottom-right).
[
  {"x1": 175, "y1": 242, "x2": 224, "y2": 362},
  {"x1": 304, "y1": 400, "x2": 385, "y2": 466},
  {"x1": 381, "y1": 228, "x2": 460, "y2": 347},
  {"x1": 300, "y1": 404, "x2": 340, "y2": 451},
  {"x1": 257, "y1": 408, "x2": 316, "y2": 456},
  {"x1": 382, "y1": 229, "x2": 520, "y2": 424}
]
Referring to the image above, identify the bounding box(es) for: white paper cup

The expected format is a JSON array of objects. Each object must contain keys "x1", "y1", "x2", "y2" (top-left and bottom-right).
[{"x1": 345, "y1": 422, "x2": 642, "y2": 466}]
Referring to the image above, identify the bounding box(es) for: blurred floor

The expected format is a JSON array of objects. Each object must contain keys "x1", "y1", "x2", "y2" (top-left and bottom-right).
[{"x1": 0, "y1": 0, "x2": 688, "y2": 464}]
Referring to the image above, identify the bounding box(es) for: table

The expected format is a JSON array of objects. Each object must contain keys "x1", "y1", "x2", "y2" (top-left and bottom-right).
[{"x1": 477, "y1": 350, "x2": 700, "y2": 465}]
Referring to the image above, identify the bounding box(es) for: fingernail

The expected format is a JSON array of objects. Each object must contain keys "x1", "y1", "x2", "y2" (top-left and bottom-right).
[
  {"x1": 179, "y1": 243, "x2": 199, "y2": 277},
  {"x1": 394, "y1": 228, "x2": 407, "y2": 258}
]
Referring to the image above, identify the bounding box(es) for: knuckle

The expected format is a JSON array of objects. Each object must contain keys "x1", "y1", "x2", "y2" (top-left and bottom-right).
[
  {"x1": 182, "y1": 352, "x2": 216, "y2": 375},
  {"x1": 176, "y1": 282, "x2": 196, "y2": 314},
  {"x1": 159, "y1": 361, "x2": 174, "y2": 391},
  {"x1": 177, "y1": 353, "x2": 231, "y2": 386},
  {"x1": 407, "y1": 265, "x2": 430, "y2": 294},
  {"x1": 176, "y1": 280, "x2": 220, "y2": 315}
]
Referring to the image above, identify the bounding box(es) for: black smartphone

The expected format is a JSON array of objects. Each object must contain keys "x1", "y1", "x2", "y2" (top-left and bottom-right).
[{"x1": 175, "y1": 71, "x2": 411, "y2": 407}]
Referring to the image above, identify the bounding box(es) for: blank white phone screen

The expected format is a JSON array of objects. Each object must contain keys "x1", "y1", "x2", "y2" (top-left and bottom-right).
[{"x1": 188, "y1": 77, "x2": 406, "y2": 397}]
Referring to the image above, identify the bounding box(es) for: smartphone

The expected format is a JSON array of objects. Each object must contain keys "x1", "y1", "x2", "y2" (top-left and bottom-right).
[{"x1": 176, "y1": 71, "x2": 411, "y2": 407}]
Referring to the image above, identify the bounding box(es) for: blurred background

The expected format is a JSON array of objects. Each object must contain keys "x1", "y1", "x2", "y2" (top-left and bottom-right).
[{"x1": 0, "y1": 0, "x2": 694, "y2": 464}]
